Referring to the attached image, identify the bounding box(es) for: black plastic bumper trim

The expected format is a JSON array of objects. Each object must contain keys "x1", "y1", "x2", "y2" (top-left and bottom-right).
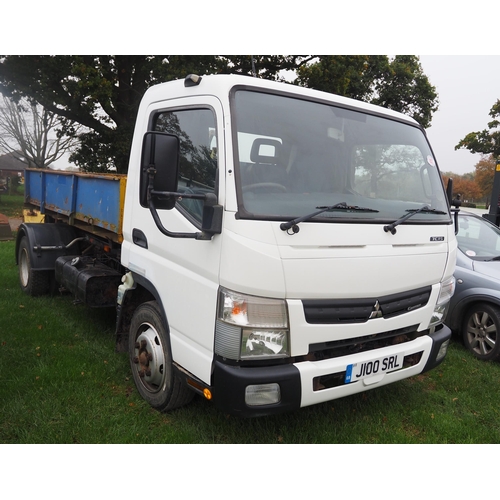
[
  {"x1": 421, "y1": 323, "x2": 452, "y2": 373},
  {"x1": 212, "y1": 360, "x2": 301, "y2": 417}
]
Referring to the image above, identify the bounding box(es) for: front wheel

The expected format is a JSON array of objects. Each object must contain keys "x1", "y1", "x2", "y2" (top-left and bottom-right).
[
  {"x1": 462, "y1": 303, "x2": 500, "y2": 361},
  {"x1": 129, "y1": 301, "x2": 194, "y2": 412}
]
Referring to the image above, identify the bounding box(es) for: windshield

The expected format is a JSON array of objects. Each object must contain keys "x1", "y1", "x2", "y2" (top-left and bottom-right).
[
  {"x1": 232, "y1": 89, "x2": 450, "y2": 224},
  {"x1": 457, "y1": 214, "x2": 500, "y2": 260}
]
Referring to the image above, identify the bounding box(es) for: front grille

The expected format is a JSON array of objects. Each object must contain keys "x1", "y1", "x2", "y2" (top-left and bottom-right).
[
  {"x1": 302, "y1": 286, "x2": 431, "y2": 324},
  {"x1": 307, "y1": 324, "x2": 421, "y2": 361}
]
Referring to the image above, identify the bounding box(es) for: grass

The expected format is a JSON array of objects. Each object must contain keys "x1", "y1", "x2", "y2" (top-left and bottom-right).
[
  {"x1": 1, "y1": 193, "x2": 500, "y2": 445},
  {"x1": 2, "y1": 236, "x2": 500, "y2": 444},
  {"x1": 0, "y1": 190, "x2": 24, "y2": 218}
]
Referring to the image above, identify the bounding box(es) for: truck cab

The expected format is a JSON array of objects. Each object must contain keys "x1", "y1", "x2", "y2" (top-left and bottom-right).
[{"x1": 118, "y1": 74, "x2": 455, "y2": 416}]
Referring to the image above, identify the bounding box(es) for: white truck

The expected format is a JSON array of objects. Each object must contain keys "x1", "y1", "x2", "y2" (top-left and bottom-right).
[{"x1": 16, "y1": 74, "x2": 456, "y2": 416}]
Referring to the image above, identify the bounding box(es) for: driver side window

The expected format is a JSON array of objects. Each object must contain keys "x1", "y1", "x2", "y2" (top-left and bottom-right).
[{"x1": 154, "y1": 108, "x2": 217, "y2": 222}]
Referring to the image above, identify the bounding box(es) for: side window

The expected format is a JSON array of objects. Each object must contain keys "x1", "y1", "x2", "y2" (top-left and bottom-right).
[
  {"x1": 457, "y1": 216, "x2": 500, "y2": 256},
  {"x1": 154, "y1": 108, "x2": 217, "y2": 222}
]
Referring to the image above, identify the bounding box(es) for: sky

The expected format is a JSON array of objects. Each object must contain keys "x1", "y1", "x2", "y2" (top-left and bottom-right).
[{"x1": 419, "y1": 55, "x2": 500, "y2": 176}]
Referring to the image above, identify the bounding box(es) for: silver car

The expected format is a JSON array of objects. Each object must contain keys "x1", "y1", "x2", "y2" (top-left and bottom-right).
[{"x1": 447, "y1": 211, "x2": 500, "y2": 361}]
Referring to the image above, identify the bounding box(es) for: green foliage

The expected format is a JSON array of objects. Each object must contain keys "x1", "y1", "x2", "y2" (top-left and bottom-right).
[
  {"x1": 297, "y1": 55, "x2": 438, "y2": 128},
  {"x1": 371, "y1": 55, "x2": 439, "y2": 129},
  {"x1": 216, "y1": 55, "x2": 311, "y2": 80},
  {"x1": 297, "y1": 55, "x2": 388, "y2": 100},
  {"x1": 456, "y1": 99, "x2": 500, "y2": 158}
]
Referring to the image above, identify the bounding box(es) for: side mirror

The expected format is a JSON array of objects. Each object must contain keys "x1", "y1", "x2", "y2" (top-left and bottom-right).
[
  {"x1": 446, "y1": 178, "x2": 462, "y2": 235},
  {"x1": 140, "y1": 132, "x2": 222, "y2": 241},
  {"x1": 446, "y1": 177, "x2": 453, "y2": 206},
  {"x1": 140, "y1": 132, "x2": 180, "y2": 210}
]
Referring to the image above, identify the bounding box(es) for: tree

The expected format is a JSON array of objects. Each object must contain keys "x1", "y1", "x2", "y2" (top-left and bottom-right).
[
  {"x1": 441, "y1": 166, "x2": 489, "y2": 205},
  {"x1": 451, "y1": 176, "x2": 482, "y2": 203},
  {"x1": 0, "y1": 95, "x2": 78, "y2": 169},
  {"x1": 216, "y1": 55, "x2": 313, "y2": 80},
  {"x1": 475, "y1": 154, "x2": 496, "y2": 203},
  {"x1": 296, "y1": 55, "x2": 438, "y2": 128},
  {"x1": 456, "y1": 99, "x2": 500, "y2": 159},
  {"x1": 371, "y1": 56, "x2": 439, "y2": 129},
  {"x1": 0, "y1": 55, "x2": 439, "y2": 173},
  {"x1": 0, "y1": 56, "x2": 225, "y2": 173}
]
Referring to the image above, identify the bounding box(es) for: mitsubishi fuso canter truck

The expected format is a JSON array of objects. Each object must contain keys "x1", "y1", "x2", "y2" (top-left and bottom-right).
[{"x1": 16, "y1": 74, "x2": 456, "y2": 416}]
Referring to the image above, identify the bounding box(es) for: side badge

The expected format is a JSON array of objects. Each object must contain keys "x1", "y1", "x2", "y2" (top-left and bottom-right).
[{"x1": 430, "y1": 236, "x2": 445, "y2": 241}]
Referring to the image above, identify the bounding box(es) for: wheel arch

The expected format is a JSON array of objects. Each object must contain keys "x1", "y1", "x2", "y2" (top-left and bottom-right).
[
  {"x1": 448, "y1": 289, "x2": 500, "y2": 334},
  {"x1": 115, "y1": 272, "x2": 169, "y2": 353},
  {"x1": 127, "y1": 293, "x2": 196, "y2": 411},
  {"x1": 16, "y1": 222, "x2": 79, "y2": 270}
]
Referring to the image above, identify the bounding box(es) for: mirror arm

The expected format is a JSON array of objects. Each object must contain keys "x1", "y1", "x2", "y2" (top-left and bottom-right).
[
  {"x1": 146, "y1": 166, "x2": 198, "y2": 238},
  {"x1": 150, "y1": 189, "x2": 207, "y2": 201},
  {"x1": 148, "y1": 192, "x2": 221, "y2": 241},
  {"x1": 147, "y1": 166, "x2": 220, "y2": 240},
  {"x1": 148, "y1": 200, "x2": 204, "y2": 239},
  {"x1": 451, "y1": 194, "x2": 461, "y2": 235}
]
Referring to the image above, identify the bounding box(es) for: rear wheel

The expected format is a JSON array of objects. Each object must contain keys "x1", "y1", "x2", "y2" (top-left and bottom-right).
[
  {"x1": 462, "y1": 303, "x2": 500, "y2": 361},
  {"x1": 18, "y1": 236, "x2": 50, "y2": 296},
  {"x1": 129, "y1": 301, "x2": 194, "y2": 411}
]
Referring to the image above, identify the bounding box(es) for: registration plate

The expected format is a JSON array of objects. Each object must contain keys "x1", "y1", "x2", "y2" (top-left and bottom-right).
[{"x1": 345, "y1": 354, "x2": 403, "y2": 384}]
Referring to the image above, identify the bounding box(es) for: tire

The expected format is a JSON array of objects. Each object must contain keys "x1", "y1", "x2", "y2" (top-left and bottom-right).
[
  {"x1": 18, "y1": 236, "x2": 50, "y2": 296},
  {"x1": 129, "y1": 301, "x2": 194, "y2": 412},
  {"x1": 462, "y1": 303, "x2": 500, "y2": 361}
]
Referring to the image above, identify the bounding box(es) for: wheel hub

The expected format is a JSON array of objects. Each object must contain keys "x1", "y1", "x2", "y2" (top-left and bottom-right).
[
  {"x1": 469, "y1": 312, "x2": 496, "y2": 355},
  {"x1": 132, "y1": 326, "x2": 165, "y2": 391},
  {"x1": 19, "y1": 249, "x2": 29, "y2": 287}
]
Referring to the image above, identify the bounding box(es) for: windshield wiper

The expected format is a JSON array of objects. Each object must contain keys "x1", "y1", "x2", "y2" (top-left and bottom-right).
[
  {"x1": 280, "y1": 202, "x2": 379, "y2": 234},
  {"x1": 384, "y1": 205, "x2": 447, "y2": 235}
]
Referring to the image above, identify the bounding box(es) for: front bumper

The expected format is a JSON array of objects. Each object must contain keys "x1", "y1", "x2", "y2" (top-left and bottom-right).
[
  {"x1": 212, "y1": 362, "x2": 301, "y2": 417},
  {"x1": 211, "y1": 324, "x2": 452, "y2": 417}
]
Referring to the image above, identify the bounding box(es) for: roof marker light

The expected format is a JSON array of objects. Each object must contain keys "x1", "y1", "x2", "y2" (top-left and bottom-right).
[{"x1": 185, "y1": 74, "x2": 202, "y2": 87}]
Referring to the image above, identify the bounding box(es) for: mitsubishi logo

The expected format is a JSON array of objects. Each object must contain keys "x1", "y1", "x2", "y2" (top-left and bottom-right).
[{"x1": 369, "y1": 300, "x2": 383, "y2": 319}]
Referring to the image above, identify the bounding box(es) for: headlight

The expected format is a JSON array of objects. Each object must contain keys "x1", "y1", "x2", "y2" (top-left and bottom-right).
[
  {"x1": 215, "y1": 287, "x2": 290, "y2": 360},
  {"x1": 429, "y1": 276, "x2": 456, "y2": 327}
]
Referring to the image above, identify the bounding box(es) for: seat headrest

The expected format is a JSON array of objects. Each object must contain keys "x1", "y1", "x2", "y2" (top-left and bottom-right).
[{"x1": 250, "y1": 138, "x2": 282, "y2": 164}]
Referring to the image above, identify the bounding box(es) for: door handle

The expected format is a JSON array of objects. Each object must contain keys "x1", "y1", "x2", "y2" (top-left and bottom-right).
[{"x1": 132, "y1": 228, "x2": 148, "y2": 249}]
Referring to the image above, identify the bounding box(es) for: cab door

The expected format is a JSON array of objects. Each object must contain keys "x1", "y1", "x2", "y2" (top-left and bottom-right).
[{"x1": 127, "y1": 95, "x2": 225, "y2": 384}]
